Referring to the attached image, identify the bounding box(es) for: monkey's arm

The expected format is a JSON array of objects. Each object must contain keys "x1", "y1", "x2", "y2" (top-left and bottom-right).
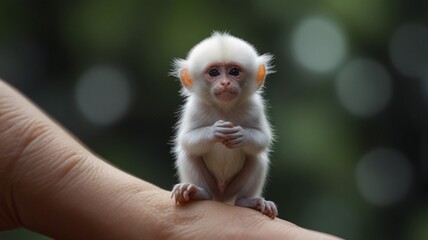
[
  {"x1": 241, "y1": 128, "x2": 271, "y2": 155},
  {"x1": 180, "y1": 127, "x2": 216, "y2": 156}
]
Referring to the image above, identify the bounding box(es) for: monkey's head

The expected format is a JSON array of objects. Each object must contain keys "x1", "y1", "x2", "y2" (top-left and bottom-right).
[{"x1": 172, "y1": 32, "x2": 273, "y2": 104}]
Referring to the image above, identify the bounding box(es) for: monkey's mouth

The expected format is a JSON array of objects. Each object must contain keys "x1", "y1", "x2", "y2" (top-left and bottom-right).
[{"x1": 215, "y1": 90, "x2": 238, "y2": 101}]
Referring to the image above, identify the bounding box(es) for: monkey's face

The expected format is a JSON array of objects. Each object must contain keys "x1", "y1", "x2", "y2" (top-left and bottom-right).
[{"x1": 203, "y1": 63, "x2": 244, "y2": 102}]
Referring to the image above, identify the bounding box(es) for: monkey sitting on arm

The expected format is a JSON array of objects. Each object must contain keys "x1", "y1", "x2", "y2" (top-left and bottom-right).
[{"x1": 171, "y1": 32, "x2": 277, "y2": 219}]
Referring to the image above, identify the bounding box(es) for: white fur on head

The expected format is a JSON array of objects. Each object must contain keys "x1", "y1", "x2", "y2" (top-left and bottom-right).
[{"x1": 172, "y1": 32, "x2": 274, "y2": 95}]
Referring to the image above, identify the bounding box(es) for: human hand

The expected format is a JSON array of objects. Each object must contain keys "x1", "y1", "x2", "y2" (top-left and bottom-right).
[{"x1": 0, "y1": 80, "x2": 341, "y2": 239}]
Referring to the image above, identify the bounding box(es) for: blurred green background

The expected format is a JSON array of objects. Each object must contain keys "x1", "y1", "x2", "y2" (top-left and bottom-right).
[{"x1": 1, "y1": 0, "x2": 428, "y2": 239}]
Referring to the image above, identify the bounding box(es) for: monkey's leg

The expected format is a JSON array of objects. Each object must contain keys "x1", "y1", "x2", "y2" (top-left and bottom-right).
[
  {"x1": 172, "y1": 156, "x2": 217, "y2": 205},
  {"x1": 225, "y1": 155, "x2": 278, "y2": 218}
]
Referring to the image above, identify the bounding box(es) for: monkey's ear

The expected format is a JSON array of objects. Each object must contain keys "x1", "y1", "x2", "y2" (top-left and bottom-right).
[
  {"x1": 256, "y1": 64, "x2": 266, "y2": 88},
  {"x1": 180, "y1": 69, "x2": 193, "y2": 90}
]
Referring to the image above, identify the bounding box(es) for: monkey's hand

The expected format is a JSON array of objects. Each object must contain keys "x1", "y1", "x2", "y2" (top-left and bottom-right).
[{"x1": 212, "y1": 120, "x2": 244, "y2": 149}]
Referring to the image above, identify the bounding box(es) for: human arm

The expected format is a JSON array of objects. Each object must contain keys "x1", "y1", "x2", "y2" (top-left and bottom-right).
[{"x1": 0, "y1": 80, "x2": 341, "y2": 240}]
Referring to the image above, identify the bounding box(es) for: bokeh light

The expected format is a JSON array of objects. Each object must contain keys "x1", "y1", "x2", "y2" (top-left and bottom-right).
[
  {"x1": 336, "y1": 58, "x2": 392, "y2": 117},
  {"x1": 291, "y1": 16, "x2": 347, "y2": 73},
  {"x1": 356, "y1": 148, "x2": 413, "y2": 206},
  {"x1": 389, "y1": 23, "x2": 428, "y2": 78},
  {"x1": 75, "y1": 65, "x2": 132, "y2": 126}
]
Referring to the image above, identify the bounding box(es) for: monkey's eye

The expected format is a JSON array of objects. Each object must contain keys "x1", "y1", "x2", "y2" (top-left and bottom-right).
[
  {"x1": 228, "y1": 67, "x2": 240, "y2": 76},
  {"x1": 208, "y1": 69, "x2": 220, "y2": 77}
]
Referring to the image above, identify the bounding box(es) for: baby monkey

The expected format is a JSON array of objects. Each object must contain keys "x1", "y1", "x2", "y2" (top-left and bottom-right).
[{"x1": 171, "y1": 32, "x2": 277, "y2": 218}]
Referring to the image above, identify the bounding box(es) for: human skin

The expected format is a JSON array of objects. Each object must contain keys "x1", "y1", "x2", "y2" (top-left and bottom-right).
[{"x1": 0, "y1": 80, "x2": 341, "y2": 239}]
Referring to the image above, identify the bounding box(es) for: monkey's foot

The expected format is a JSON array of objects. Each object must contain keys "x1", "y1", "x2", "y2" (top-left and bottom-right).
[
  {"x1": 235, "y1": 197, "x2": 278, "y2": 219},
  {"x1": 171, "y1": 183, "x2": 212, "y2": 205}
]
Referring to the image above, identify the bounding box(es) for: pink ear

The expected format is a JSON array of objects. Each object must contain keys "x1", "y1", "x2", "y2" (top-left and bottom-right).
[
  {"x1": 256, "y1": 65, "x2": 266, "y2": 87},
  {"x1": 180, "y1": 69, "x2": 192, "y2": 89}
]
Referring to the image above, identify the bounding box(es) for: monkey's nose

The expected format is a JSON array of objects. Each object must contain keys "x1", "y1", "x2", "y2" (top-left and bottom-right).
[{"x1": 221, "y1": 81, "x2": 231, "y2": 86}]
